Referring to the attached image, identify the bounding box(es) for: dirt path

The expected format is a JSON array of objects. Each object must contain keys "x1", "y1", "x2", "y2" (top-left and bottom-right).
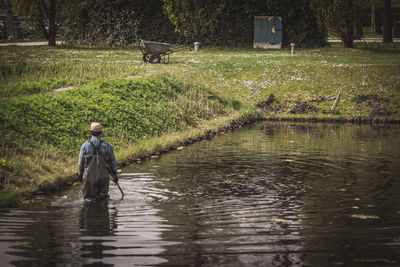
[
  {"x1": 0, "y1": 41, "x2": 64, "y2": 47},
  {"x1": 53, "y1": 86, "x2": 74, "y2": 92},
  {"x1": 327, "y1": 38, "x2": 400, "y2": 43}
]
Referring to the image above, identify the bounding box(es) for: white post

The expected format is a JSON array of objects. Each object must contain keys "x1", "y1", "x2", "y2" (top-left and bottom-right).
[
  {"x1": 291, "y1": 43, "x2": 295, "y2": 56},
  {"x1": 194, "y1": 42, "x2": 201, "y2": 52}
]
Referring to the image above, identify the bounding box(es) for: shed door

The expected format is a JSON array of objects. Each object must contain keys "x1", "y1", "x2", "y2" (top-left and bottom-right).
[
  {"x1": 268, "y1": 17, "x2": 282, "y2": 45},
  {"x1": 254, "y1": 17, "x2": 268, "y2": 43}
]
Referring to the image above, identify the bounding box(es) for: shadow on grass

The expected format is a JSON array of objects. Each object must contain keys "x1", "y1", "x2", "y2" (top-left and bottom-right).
[{"x1": 354, "y1": 43, "x2": 400, "y2": 54}]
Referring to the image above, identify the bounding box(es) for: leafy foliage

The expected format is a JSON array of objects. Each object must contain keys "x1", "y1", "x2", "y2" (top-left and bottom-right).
[
  {"x1": 64, "y1": 0, "x2": 179, "y2": 46},
  {"x1": 197, "y1": 0, "x2": 326, "y2": 47},
  {"x1": 262, "y1": 0, "x2": 327, "y2": 47},
  {"x1": 162, "y1": 0, "x2": 226, "y2": 42},
  {"x1": 62, "y1": 0, "x2": 325, "y2": 47},
  {"x1": 205, "y1": 0, "x2": 255, "y2": 46},
  {"x1": 0, "y1": 75, "x2": 228, "y2": 155}
]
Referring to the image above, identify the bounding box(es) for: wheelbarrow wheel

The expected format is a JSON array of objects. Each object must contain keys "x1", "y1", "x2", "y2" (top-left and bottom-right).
[
  {"x1": 149, "y1": 54, "x2": 161, "y2": 64},
  {"x1": 142, "y1": 53, "x2": 150, "y2": 63}
]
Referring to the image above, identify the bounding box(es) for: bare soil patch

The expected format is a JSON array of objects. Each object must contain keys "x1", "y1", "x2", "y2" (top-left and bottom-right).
[
  {"x1": 257, "y1": 94, "x2": 320, "y2": 115},
  {"x1": 351, "y1": 94, "x2": 392, "y2": 117}
]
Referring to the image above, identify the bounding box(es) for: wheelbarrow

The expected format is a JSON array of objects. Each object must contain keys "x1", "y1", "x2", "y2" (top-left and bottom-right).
[{"x1": 139, "y1": 39, "x2": 190, "y2": 64}]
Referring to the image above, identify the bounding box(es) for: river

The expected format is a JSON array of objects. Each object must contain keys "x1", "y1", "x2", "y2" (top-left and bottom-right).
[{"x1": 1, "y1": 121, "x2": 400, "y2": 266}]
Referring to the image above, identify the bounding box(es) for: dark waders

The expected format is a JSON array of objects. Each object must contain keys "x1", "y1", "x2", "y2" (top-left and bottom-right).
[{"x1": 82, "y1": 141, "x2": 111, "y2": 200}]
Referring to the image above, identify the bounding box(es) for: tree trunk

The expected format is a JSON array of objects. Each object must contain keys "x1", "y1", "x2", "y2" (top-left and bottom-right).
[
  {"x1": 376, "y1": 8, "x2": 383, "y2": 34},
  {"x1": 353, "y1": 7, "x2": 363, "y2": 39},
  {"x1": 343, "y1": 1, "x2": 355, "y2": 48},
  {"x1": 6, "y1": 9, "x2": 14, "y2": 38},
  {"x1": 383, "y1": 0, "x2": 393, "y2": 43},
  {"x1": 343, "y1": 35, "x2": 354, "y2": 48},
  {"x1": 48, "y1": 0, "x2": 57, "y2": 46},
  {"x1": 371, "y1": 5, "x2": 376, "y2": 34}
]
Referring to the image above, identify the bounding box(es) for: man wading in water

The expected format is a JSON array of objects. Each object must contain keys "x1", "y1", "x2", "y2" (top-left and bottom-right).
[{"x1": 78, "y1": 122, "x2": 118, "y2": 202}]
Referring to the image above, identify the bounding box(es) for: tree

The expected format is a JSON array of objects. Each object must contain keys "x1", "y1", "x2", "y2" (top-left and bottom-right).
[
  {"x1": 383, "y1": 0, "x2": 393, "y2": 42},
  {"x1": 162, "y1": 0, "x2": 226, "y2": 42},
  {"x1": 353, "y1": 4, "x2": 364, "y2": 39},
  {"x1": 369, "y1": 0, "x2": 384, "y2": 34},
  {"x1": 369, "y1": 0, "x2": 397, "y2": 42},
  {"x1": 11, "y1": 0, "x2": 67, "y2": 46},
  {"x1": 64, "y1": 0, "x2": 136, "y2": 46},
  {"x1": 311, "y1": 0, "x2": 363, "y2": 48}
]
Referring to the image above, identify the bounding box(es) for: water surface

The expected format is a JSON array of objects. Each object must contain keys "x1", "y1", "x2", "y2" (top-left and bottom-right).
[{"x1": 1, "y1": 122, "x2": 400, "y2": 266}]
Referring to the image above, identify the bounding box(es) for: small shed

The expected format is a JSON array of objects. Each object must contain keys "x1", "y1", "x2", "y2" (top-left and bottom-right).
[{"x1": 253, "y1": 16, "x2": 282, "y2": 49}]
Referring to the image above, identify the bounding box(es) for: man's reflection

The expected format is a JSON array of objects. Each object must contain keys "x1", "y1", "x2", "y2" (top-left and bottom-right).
[
  {"x1": 80, "y1": 200, "x2": 111, "y2": 236},
  {"x1": 79, "y1": 200, "x2": 116, "y2": 261}
]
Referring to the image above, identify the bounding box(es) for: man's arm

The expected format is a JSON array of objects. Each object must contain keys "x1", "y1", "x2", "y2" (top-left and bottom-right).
[
  {"x1": 109, "y1": 145, "x2": 118, "y2": 182},
  {"x1": 77, "y1": 143, "x2": 86, "y2": 181},
  {"x1": 109, "y1": 146, "x2": 117, "y2": 174}
]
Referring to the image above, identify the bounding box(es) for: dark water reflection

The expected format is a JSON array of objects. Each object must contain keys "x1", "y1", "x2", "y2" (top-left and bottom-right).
[{"x1": 1, "y1": 122, "x2": 400, "y2": 266}]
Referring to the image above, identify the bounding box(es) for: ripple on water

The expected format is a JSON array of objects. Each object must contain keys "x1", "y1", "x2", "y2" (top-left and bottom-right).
[{"x1": 1, "y1": 122, "x2": 400, "y2": 266}]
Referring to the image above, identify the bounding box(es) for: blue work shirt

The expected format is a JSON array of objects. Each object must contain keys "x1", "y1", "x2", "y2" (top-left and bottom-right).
[{"x1": 78, "y1": 136, "x2": 117, "y2": 175}]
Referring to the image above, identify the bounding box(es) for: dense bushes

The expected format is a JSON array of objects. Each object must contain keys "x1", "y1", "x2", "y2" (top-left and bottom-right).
[
  {"x1": 0, "y1": 75, "x2": 229, "y2": 155},
  {"x1": 64, "y1": 0, "x2": 179, "y2": 46},
  {"x1": 262, "y1": 0, "x2": 327, "y2": 47},
  {"x1": 64, "y1": 0, "x2": 326, "y2": 47},
  {"x1": 208, "y1": 0, "x2": 327, "y2": 47}
]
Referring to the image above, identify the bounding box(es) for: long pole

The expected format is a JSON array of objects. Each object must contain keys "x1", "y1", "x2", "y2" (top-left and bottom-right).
[
  {"x1": 330, "y1": 88, "x2": 342, "y2": 112},
  {"x1": 115, "y1": 180, "x2": 125, "y2": 196},
  {"x1": 106, "y1": 166, "x2": 125, "y2": 196}
]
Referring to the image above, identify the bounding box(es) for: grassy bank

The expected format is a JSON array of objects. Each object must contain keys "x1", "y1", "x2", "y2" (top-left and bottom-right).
[
  {"x1": 1, "y1": 43, "x2": 400, "y2": 207},
  {"x1": 0, "y1": 108, "x2": 260, "y2": 208},
  {"x1": 0, "y1": 72, "x2": 259, "y2": 207}
]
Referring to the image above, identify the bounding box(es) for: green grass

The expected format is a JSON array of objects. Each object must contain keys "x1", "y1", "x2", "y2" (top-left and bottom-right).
[
  {"x1": 2, "y1": 44, "x2": 399, "y2": 108},
  {"x1": 1, "y1": 43, "x2": 399, "y2": 122},
  {"x1": 1, "y1": 43, "x2": 400, "y2": 206},
  {"x1": 2, "y1": 44, "x2": 400, "y2": 127},
  {"x1": 362, "y1": 26, "x2": 384, "y2": 38}
]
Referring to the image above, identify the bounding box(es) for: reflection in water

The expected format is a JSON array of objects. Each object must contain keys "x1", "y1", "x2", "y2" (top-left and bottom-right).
[
  {"x1": 0, "y1": 173, "x2": 176, "y2": 266},
  {"x1": 0, "y1": 122, "x2": 400, "y2": 266},
  {"x1": 79, "y1": 200, "x2": 114, "y2": 264},
  {"x1": 80, "y1": 201, "x2": 112, "y2": 236}
]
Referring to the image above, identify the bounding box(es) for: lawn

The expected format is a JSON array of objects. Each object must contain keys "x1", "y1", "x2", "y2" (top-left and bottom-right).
[{"x1": 2, "y1": 43, "x2": 399, "y2": 117}]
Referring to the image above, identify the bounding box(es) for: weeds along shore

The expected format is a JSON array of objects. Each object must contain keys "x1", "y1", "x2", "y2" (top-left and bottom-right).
[{"x1": 1, "y1": 44, "x2": 400, "y2": 207}]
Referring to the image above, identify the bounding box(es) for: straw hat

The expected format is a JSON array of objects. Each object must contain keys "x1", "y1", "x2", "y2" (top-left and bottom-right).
[{"x1": 90, "y1": 122, "x2": 102, "y2": 132}]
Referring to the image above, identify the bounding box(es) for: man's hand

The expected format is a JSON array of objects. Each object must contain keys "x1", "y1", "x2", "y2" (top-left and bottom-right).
[
  {"x1": 112, "y1": 175, "x2": 119, "y2": 184},
  {"x1": 77, "y1": 171, "x2": 83, "y2": 182}
]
